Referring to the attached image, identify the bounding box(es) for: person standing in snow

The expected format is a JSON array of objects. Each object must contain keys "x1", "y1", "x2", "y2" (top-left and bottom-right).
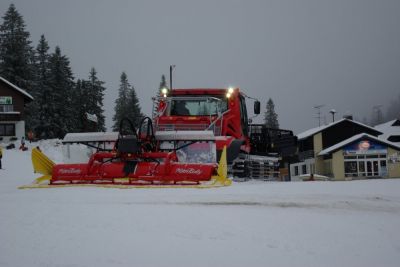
[{"x1": 28, "y1": 130, "x2": 34, "y2": 143}]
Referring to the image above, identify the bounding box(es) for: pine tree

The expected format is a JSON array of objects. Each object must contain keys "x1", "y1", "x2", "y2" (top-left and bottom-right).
[
  {"x1": 112, "y1": 72, "x2": 143, "y2": 132},
  {"x1": 46, "y1": 46, "x2": 76, "y2": 138},
  {"x1": 28, "y1": 35, "x2": 52, "y2": 138},
  {"x1": 0, "y1": 4, "x2": 34, "y2": 89},
  {"x1": 126, "y1": 83, "x2": 143, "y2": 127},
  {"x1": 264, "y1": 98, "x2": 279, "y2": 129},
  {"x1": 152, "y1": 74, "x2": 167, "y2": 118},
  {"x1": 86, "y1": 67, "x2": 106, "y2": 132},
  {"x1": 73, "y1": 79, "x2": 87, "y2": 132}
]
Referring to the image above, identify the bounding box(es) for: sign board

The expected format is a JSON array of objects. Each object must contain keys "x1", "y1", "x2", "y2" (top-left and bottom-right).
[
  {"x1": 343, "y1": 139, "x2": 387, "y2": 155},
  {"x1": 0, "y1": 96, "x2": 12, "y2": 105}
]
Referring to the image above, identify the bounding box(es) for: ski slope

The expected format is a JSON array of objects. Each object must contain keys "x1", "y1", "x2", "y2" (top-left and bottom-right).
[{"x1": 1, "y1": 141, "x2": 400, "y2": 267}]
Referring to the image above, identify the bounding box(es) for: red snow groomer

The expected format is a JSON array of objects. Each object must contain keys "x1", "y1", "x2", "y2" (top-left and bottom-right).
[
  {"x1": 25, "y1": 117, "x2": 230, "y2": 188},
  {"x1": 153, "y1": 88, "x2": 296, "y2": 180},
  {"x1": 23, "y1": 87, "x2": 296, "y2": 189}
]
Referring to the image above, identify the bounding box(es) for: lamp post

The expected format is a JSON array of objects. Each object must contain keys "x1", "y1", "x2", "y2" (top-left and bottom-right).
[{"x1": 169, "y1": 65, "x2": 176, "y2": 90}]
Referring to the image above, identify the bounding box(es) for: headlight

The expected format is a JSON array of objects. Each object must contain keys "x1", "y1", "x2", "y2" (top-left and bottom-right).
[{"x1": 161, "y1": 87, "x2": 168, "y2": 97}]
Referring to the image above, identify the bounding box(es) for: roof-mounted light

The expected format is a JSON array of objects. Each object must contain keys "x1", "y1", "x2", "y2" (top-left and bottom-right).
[
  {"x1": 161, "y1": 87, "x2": 168, "y2": 98},
  {"x1": 228, "y1": 87, "x2": 234, "y2": 94}
]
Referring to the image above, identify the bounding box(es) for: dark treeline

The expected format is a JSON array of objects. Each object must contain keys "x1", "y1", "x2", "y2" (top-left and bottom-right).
[{"x1": 0, "y1": 4, "x2": 144, "y2": 139}]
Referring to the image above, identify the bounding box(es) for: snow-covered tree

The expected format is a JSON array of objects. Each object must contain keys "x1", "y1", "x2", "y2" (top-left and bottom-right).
[
  {"x1": 27, "y1": 35, "x2": 52, "y2": 138},
  {"x1": 113, "y1": 72, "x2": 143, "y2": 132},
  {"x1": 264, "y1": 98, "x2": 279, "y2": 129},
  {"x1": 88, "y1": 68, "x2": 106, "y2": 131},
  {"x1": 0, "y1": 4, "x2": 34, "y2": 89},
  {"x1": 46, "y1": 46, "x2": 76, "y2": 138},
  {"x1": 77, "y1": 68, "x2": 106, "y2": 132},
  {"x1": 72, "y1": 79, "x2": 87, "y2": 132}
]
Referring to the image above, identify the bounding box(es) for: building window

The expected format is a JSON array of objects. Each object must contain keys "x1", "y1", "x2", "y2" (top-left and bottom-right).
[
  {"x1": 0, "y1": 124, "x2": 15, "y2": 136},
  {"x1": 294, "y1": 166, "x2": 299, "y2": 176},
  {"x1": 344, "y1": 161, "x2": 357, "y2": 177},
  {"x1": 358, "y1": 161, "x2": 365, "y2": 176},
  {"x1": 345, "y1": 154, "x2": 387, "y2": 178},
  {"x1": 380, "y1": 160, "x2": 387, "y2": 176}
]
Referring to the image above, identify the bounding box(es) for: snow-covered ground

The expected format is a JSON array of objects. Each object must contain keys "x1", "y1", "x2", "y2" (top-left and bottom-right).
[{"x1": 1, "y1": 141, "x2": 400, "y2": 267}]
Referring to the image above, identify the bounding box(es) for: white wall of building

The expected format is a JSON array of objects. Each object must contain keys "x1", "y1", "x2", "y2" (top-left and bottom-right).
[
  {"x1": 0, "y1": 120, "x2": 25, "y2": 142},
  {"x1": 15, "y1": 120, "x2": 25, "y2": 139},
  {"x1": 290, "y1": 158, "x2": 315, "y2": 181}
]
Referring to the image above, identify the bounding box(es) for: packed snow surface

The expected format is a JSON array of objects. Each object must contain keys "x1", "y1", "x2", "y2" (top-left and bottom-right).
[{"x1": 1, "y1": 141, "x2": 400, "y2": 267}]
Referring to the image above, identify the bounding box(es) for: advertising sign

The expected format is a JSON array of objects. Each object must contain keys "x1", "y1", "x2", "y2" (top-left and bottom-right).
[
  {"x1": 343, "y1": 139, "x2": 387, "y2": 155},
  {"x1": 0, "y1": 96, "x2": 12, "y2": 105}
]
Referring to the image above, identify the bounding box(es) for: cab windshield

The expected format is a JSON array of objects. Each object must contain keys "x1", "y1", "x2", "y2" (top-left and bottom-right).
[{"x1": 169, "y1": 97, "x2": 228, "y2": 116}]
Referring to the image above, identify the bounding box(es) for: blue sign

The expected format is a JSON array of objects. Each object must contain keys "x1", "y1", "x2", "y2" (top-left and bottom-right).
[{"x1": 343, "y1": 139, "x2": 387, "y2": 154}]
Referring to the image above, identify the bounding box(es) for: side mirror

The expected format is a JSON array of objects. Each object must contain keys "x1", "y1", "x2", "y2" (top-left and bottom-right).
[{"x1": 254, "y1": 100, "x2": 260, "y2": 115}]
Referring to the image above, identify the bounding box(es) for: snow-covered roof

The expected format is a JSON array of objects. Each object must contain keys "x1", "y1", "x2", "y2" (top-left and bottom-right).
[
  {"x1": 318, "y1": 133, "x2": 400, "y2": 156},
  {"x1": 63, "y1": 132, "x2": 119, "y2": 143},
  {"x1": 297, "y1": 118, "x2": 381, "y2": 140},
  {"x1": 0, "y1": 76, "x2": 34, "y2": 100},
  {"x1": 374, "y1": 119, "x2": 400, "y2": 143}
]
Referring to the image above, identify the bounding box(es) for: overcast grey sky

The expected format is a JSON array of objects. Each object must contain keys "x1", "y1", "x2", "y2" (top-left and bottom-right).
[{"x1": 1, "y1": 0, "x2": 399, "y2": 133}]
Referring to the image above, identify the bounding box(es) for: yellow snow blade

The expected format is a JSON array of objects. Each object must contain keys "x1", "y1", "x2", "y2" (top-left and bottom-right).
[
  {"x1": 210, "y1": 145, "x2": 232, "y2": 187},
  {"x1": 19, "y1": 147, "x2": 232, "y2": 189},
  {"x1": 31, "y1": 147, "x2": 55, "y2": 176}
]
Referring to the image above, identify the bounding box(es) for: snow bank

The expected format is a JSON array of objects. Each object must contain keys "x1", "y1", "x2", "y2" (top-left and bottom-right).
[{"x1": 1, "y1": 141, "x2": 400, "y2": 267}]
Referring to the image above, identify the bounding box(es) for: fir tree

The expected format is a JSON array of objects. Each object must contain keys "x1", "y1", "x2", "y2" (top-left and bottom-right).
[
  {"x1": 73, "y1": 79, "x2": 87, "y2": 132},
  {"x1": 113, "y1": 72, "x2": 143, "y2": 132},
  {"x1": 86, "y1": 67, "x2": 106, "y2": 132},
  {"x1": 126, "y1": 83, "x2": 143, "y2": 127},
  {"x1": 152, "y1": 74, "x2": 167, "y2": 118},
  {"x1": 0, "y1": 4, "x2": 34, "y2": 89},
  {"x1": 264, "y1": 98, "x2": 279, "y2": 129},
  {"x1": 47, "y1": 46, "x2": 76, "y2": 138},
  {"x1": 28, "y1": 35, "x2": 52, "y2": 138}
]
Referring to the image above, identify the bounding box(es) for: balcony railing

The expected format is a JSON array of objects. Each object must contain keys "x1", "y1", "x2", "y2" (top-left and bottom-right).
[{"x1": 0, "y1": 104, "x2": 13, "y2": 112}]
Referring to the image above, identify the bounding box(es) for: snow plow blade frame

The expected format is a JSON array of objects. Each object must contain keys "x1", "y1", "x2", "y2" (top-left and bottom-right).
[
  {"x1": 30, "y1": 147, "x2": 55, "y2": 184},
  {"x1": 19, "y1": 147, "x2": 231, "y2": 189}
]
